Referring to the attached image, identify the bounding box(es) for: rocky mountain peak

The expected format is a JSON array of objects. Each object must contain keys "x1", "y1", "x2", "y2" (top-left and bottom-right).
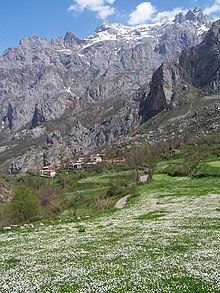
[
  {"x1": 95, "y1": 23, "x2": 112, "y2": 33},
  {"x1": 186, "y1": 8, "x2": 209, "y2": 23},
  {"x1": 64, "y1": 31, "x2": 83, "y2": 47},
  {"x1": 174, "y1": 8, "x2": 209, "y2": 25},
  {"x1": 94, "y1": 23, "x2": 128, "y2": 35},
  {"x1": 86, "y1": 8, "x2": 211, "y2": 51},
  {"x1": 19, "y1": 36, "x2": 51, "y2": 48}
]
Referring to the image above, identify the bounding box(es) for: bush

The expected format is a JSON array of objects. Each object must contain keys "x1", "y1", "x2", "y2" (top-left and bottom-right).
[
  {"x1": 165, "y1": 164, "x2": 191, "y2": 177},
  {"x1": 8, "y1": 186, "x2": 40, "y2": 224},
  {"x1": 92, "y1": 162, "x2": 112, "y2": 174},
  {"x1": 107, "y1": 180, "x2": 127, "y2": 197},
  {"x1": 93, "y1": 195, "x2": 111, "y2": 211},
  {"x1": 65, "y1": 192, "x2": 84, "y2": 209},
  {"x1": 37, "y1": 184, "x2": 63, "y2": 207},
  {"x1": 58, "y1": 173, "x2": 73, "y2": 189},
  {"x1": 127, "y1": 170, "x2": 137, "y2": 182},
  {"x1": 129, "y1": 182, "x2": 137, "y2": 198}
]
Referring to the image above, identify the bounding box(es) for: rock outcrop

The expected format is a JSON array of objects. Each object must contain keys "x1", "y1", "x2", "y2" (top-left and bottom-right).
[{"x1": 140, "y1": 19, "x2": 220, "y2": 123}]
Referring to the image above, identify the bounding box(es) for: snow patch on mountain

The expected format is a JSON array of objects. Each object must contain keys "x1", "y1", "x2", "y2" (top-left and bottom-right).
[
  {"x1": 197, "y1": 24, "x2": 210, "y2": 35},
  {"x1": 81, "y1": 9, "x2": 211, "y2": 51}
]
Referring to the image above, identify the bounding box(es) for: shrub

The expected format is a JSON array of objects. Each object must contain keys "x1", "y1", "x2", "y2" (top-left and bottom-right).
[
  {"x1": 165, "y1": 164, "x2": 191, "y2": 176},
  {"x1": 92, "y1": 162, "x2": 112, "y2": 174},
  {"x1": 93, "y1": 195, "x2": 111, "y2": 211},
  {"x1": 127, "y1": 170, "x2": 137, "y2": 182},
  {"x1": 50, "y1": 205, "x2": 62, "y2": 215},
  {"x1": 8, "y1": 186, "x2": 40, "y2": 224},
  {"x1": 16, "y1": 175, "x2": 45, "y2": 191},
  {"x1": 129, "y1": 182, "x2": 137, "y2": 198},
  {"x1": 65, "y1": 192, "x2": 84, "y2": 209},
  {"x1": 107, "y1": 180, "x2": 126, "y2": 197},
  {"x1": 37, "y1": 184, "x2": 64, "y2": 207},
  {"x1": 37, "y1": 185, "x2": 55, "y2": 207},
  {"x1": 58, "y1": 173, "x2": 73, "y2": 189}
]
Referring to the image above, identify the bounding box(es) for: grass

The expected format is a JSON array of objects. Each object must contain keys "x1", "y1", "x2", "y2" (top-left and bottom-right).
[
  {"x1": 206, "y1": 160, "x2": 220, "y2": 167},
  {"x1": 155, "y1": 174, "x2": 219, "y2": 197},
  {"x1": 53, "y1": 170, "x2": 132, "y2": 219},
  {"x1": 135, "y1": 210, "x2": 170, "y2": 221},
  {"x1": 156, "y1": 158, "x2": 183, "y2": 171},
  {"x1": 197, "y1": 158, "x2": 220, "y2": 176},
  {"x1": 0, "y1": 170, "x2": 219, "y2": 292}
]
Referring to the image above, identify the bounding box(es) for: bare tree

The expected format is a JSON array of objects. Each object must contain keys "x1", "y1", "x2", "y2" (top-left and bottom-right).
[{"x1": 126, "y1": 144, "x2": 154, "y2": 183}]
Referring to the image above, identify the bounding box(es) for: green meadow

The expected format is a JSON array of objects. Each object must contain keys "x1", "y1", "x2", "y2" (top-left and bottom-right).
[{"x1": 0, "y1": 166, "x2": 219, "y2": 292}]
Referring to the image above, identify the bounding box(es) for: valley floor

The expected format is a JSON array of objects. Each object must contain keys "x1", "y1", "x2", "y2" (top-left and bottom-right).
[{"x1": 0, "y1": 174, "x2": 220, "y2": 292}]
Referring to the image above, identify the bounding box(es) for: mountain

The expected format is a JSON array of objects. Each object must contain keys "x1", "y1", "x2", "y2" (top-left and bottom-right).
[
  {"x1": 0, "y1": 8, "x2": 215, "y2": 172},
  {"x1": 127, "y1": 19, "x2": 220, "y2": 148},
  {"x1": 139, "y1": 19, "x2": 220, "y2": 122}
]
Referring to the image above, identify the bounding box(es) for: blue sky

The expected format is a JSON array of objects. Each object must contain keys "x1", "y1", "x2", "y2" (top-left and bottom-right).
[{"x1": 0, "y1": 0, "x2": 220, "y2": 53}]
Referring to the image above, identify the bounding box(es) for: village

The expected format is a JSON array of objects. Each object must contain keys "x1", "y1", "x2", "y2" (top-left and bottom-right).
[{"x1": 40, "y1": 154, "x2": 126, "y2": 178}]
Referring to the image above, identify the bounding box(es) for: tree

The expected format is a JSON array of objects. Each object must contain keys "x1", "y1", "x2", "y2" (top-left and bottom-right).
[
  {"x1": 9, "y1": 186, "x2": 40, "y2": 223},
  {"x1": 126, "y1": 144, "x2": 154, "y2": 183}
]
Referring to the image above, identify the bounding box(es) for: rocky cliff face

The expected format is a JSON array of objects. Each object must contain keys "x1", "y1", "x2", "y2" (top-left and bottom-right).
[
  {"x1": 0, "y1": 8, "x2": 215, "y2": 171},
  {"x1": 179, "y1": 20, "x2": 220, "y2": 92},
  {"x1": 0, "y1": 8, "x2": 210, "y2": 132},
  {"x1": 140, "y1": 19, "x2": 220, "y2": 123}
]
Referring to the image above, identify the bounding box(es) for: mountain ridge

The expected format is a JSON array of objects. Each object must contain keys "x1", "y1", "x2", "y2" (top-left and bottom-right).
[{"x1": 0, "y1": 8, "x2": 218, "y2": 172}]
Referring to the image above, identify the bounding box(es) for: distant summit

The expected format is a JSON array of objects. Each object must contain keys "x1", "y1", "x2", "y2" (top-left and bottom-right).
[{"x1": 86, "y1": 8, "x2": 211, "y2": 45}]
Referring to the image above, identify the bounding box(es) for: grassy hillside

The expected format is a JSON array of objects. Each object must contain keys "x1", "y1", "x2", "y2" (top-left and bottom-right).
[
  {"x1": 0, "y1": 139, "x2": 219, "y2": 292},
  {"x1": 0, "y1": 169, "x2": 219, "y2": 292}
]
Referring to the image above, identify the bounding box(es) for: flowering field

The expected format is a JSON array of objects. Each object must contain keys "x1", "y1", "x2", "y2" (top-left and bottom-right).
[{"x1": 0, "y1": 174, "x2": 219, "y2": 292}]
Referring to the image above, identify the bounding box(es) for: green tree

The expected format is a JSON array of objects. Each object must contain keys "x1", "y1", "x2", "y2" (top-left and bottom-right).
[{"x1": 9, "y1": 185, "x2": 40, "y2": 223}]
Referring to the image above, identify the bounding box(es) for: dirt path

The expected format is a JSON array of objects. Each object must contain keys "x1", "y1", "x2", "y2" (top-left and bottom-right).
[{"x1": 115, "y1": 196, "x2": 129, "y2": 209}]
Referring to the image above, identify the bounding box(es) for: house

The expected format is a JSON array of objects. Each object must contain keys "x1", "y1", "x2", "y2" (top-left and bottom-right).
[
  {"x1": 70, "y1": 162, "x2": 84, "y2": 170},
  {"x1": 68, "y1": 154, "x2": 103, "y2": 171},
  {"x1": 112, "y1": 159, "x2": 125, "y2": 164},
  {"x1": 40, "y1": 166, "x2": 56, "y2": 178},
  {"x1": 89, "y1": 154, "x2": 102, "y2": 164},
  {"x1": 78, "y1": 157, "x2": 89, "y2": 163},
  {"x1": 103, "y1": 158, "x2": 126, "y2": 164},
  {"x1": 69, "y1": 159, "x2": 77, "y2": 166},
  {"x1": 54, "y1": 163, "x2": 63, "y2": 170}
]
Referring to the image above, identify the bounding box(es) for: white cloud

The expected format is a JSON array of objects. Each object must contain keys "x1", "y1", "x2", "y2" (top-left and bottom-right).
[
  {"x1": 68, "y1": 0, "x2": 116, "y2": 20},
  {"x1": 204, "y1": 0, "x2": 220, "y2": 16},
  {"x1": 154, "y1": 7, "x2": 183, "y2": 22},
  {"x1": 128, "y1": 2, "x2": 157, "y2": 25},
  {"x1": 128, "y1": 2, "x2": 184, "y2": 25}
]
